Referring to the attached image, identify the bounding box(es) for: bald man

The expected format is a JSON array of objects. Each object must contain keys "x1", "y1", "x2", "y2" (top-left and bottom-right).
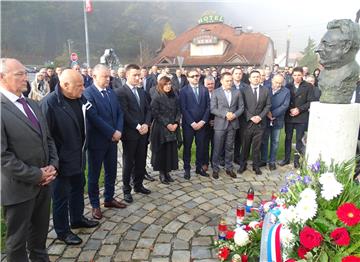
[
  {"x1": 1, "y1": 58, "x2": 58, "y2": 261},
  {"x1": 40, "y1": 69, "x2": 99, "y2": 245}
]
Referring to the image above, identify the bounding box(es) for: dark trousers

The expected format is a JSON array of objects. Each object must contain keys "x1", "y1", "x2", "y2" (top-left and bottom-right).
[
  {"x1": 88, "y1": 143, "x2": 118, "y2": 208},
  {"x1": 234, "y1": 128, "x2": 242, "y2": 162},
  {"x1": 122, "y1": 135, "x2": 147, "y2": 194},
  {"x1": 240, "y1": 124, "x2": 265, "y2": 167},
  {"x1": 4, "y1": 187, "x2": 51, "y2": 262},
  {"x1": 182, "y1": 125, "x2": 206, "y2": 170},
  {"x1": 212, "y1": 128, "x2": 236, "y2": 172},
  {"x1": 284, "y1": 122, "x2": 307, "y2": 163},
  {"x1": 203, "y1": 125, "x2": 214, "y2": 167},
  {"x1": 52, "y1": 174, "x2": 85, "y2": 237}
]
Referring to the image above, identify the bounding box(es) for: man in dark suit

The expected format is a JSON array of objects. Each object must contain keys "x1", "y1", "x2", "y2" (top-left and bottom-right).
[
  {"x1": 40, "y1": 69, "x2": 99, "y2": 245},
  {"x1": 238, "y1": 70, "x2": 271, "y2": 175},
  {"x1": 83, "y1": 64, "x2": 126, "y2": 220},
  {"x1": 111, "y1": 67, "x2": 126, "y2": 90},
  {"x1": 1, "y1": 58, "x2": 59, "y2": 261},
  {"x1": 113, "y1": 64, "x2": 152, "y2": 203},
  {"x1": 279, "y1": 67, "x2": 313, "y2": 168},
  {"x1": 211, "y1": 72, "x2": 244, "y2": 179},
  {"x1": 81, "y1": 67, "x2": 93, "y2": 88},
  {"x1": 171, "y1": 68, "x2": 188, "y2": 94},
  {"x1": 180, "y1": 69, "x2": 210, "y2": 180},
  {"x1": 232, "y1": 67, "x2": 249, "y2": 164}
]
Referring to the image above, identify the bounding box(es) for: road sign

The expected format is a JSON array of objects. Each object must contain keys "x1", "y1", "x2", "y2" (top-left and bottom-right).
[{"x1": 70, "y1": 52, "x2": 78, "y2": 62}]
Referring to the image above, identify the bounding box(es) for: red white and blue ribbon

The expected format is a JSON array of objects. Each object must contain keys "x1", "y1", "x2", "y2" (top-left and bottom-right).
[{"x1": 267, "y1": 223, "x2": 282, "y2": 262}]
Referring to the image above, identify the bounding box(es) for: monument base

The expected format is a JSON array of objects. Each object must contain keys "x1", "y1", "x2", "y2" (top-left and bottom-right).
[{"x1": 306, "y1": 102, "x2": 360, "y2": 165}]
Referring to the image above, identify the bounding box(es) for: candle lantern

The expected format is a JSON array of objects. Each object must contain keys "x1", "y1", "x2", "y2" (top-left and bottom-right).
[
  {"x1": 236, "y1": 203, "x2": 245, "y2": 227},
  {"x1": 246, "y1": 187, "x2": 254, "y2": 213},
  {"x1": 271, "y1": 192, "x2": 277, "y2": 201},
  {"x1": 218, "y1": 218, "x2": 227, "y2": 240}
]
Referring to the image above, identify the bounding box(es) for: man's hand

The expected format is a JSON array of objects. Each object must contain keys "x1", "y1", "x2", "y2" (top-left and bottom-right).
[
  {"x1": 139, "y1": 124, "x2": 149, "y2": 135},
  {"x1": 250, "y1": 115, "x2": 262, "y2": 124},
  {"x1": 209, "y1": 120, "x2": 214, "y2": 127},
  {"x1": 167, "y1": 123, "x2": 178, "y2": 132},
  {"x1": 226, "y1": 112, "x2": 236, "y2": 121},
  {"x1": 39, "y1": 165, "x2": 57, "y2": 186},
  {"x1": 112, "y1": 130, "x2": 122, "y2": 142},
  {"x1": 191, "y1": 122, "x2": 199, "y2": 130},
  {"x1": 290, "y1": 108, "x2": 300, "y2": 117}
]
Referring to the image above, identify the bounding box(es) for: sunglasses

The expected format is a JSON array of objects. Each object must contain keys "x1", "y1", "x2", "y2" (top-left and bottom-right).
[{"x1": 188, "y1": 74, "x2": 200, "y2": 78}]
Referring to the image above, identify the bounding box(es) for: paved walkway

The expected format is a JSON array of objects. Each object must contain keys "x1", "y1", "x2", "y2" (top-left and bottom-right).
[{"x1": 4, "y1": 147, "x2": 294, "y2": 262}]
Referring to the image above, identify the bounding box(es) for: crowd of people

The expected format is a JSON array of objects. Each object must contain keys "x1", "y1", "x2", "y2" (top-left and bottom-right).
[{"x1": 2, "y1": 57, "x2": 360, "y2": 261}]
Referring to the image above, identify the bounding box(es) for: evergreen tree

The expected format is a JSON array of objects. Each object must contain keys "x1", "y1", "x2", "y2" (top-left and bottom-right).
[
  {"x1": 162, "y1": 22, "x2": 176, "y2": 41},
  {"x1": 299, "y1": 37, "x2": 319, "y2": 72}
]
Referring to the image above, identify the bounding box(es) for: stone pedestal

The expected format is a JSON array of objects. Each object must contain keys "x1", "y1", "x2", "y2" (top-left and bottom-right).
[{"x1": 306, "y1": 102, "x2": 360, "y2": 165}]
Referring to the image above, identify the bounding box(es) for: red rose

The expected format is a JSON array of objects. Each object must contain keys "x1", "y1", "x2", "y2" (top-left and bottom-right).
[
  {"x1": 299, "y1": 226, "x2": 323, "y2": 250},
  {"x1": 297, "y1": 245, "x2": 310, "y2": 259},
  {"x1": 330, "y1": 227, "x2": 350, "y2": 246},
  {"x1": 337, "y1": 203, "x2": 360, "y2": 226},
  {"x1": 342, "y1": 256, "x2": 360, "y2": 262},
  {"x1": 286, "y1": 259, "x2": 297, "y2": 262},
  {"x1": 244, "y1": 225, "x2": 251, "y2": 232},
  {"x1": 241, "y1": 255, "x2": 248, "y2": 262},
  {"x1": 226, "y1": 230, "x2": 235, "y2": 240},
  {"x1": 218, "y1": 247, "x2": 230, "y2": 261}
]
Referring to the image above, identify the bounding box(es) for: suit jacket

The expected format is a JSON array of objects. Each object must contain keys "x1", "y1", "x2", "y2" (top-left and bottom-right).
[
  {"x1": 171, "y1": 75, "x2": 187, "y2": 93},
  {"x1": 285, "y1": 80, "x2": 314, "y2": 124},
  {"x1": 111, "y1": 77, "x2": 124, "y2": 90},
  {"x1": 179, "y1": 84, "x2": 210, "y2": 127},
  {"x1": 232, "y1": 81, "x2": 249, "y2": 91},
  {"x1": 1, "y1": 94, "x2": 58, "y2": 206},
  {"x1": 113, "y1": 84, "x2": 152, "y2": 140},
  {"x1": 240, "y1": 85, "x2": 271, "y2": 129},
  {"x1": 267, "y1": 87, "x2": 290, "y2": 129},
  {"x1": 40, "y1": 85, "x2": 95, "y2": 176},
  {"x1": 83, "y1": 84, "x2": 124, "y2": 150},
  {"x1": 210, "y1": 87, "x2": 244, "y2": 130}
]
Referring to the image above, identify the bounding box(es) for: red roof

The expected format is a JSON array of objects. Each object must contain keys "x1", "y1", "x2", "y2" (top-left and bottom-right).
[{"x1": 149, "y1": 22, "x2": 273, "y2": 67}]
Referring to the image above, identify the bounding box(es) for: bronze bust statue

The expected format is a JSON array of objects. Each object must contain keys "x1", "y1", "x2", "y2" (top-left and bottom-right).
[{"x1": 316, "y1": 19, "x2": 360, "y2": 104}]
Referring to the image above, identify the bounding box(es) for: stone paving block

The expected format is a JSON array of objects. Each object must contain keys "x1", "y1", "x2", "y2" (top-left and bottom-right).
[
  {"x1": 177, "y1": 213, "x2": 193, "y2": 223},
  {"x1": 132, "y1": 221, "x2": 148, "y2": 231},
  {"x1": 47, "y1": 229, "x2": 57, "y2": 239},
  {"x1": 172, "y1": 190, "x2": 186, "y2": 196},
  {"x1": 198, "y1": 226, "x2": 216, "y2": 236},
  {"x1": 99, "y1": 244, "x2": 117, "y2": 256},
  {"x1": 182, "y1": 200, "x2": 198, "y2": 209},
  {"x1": 172, "y1": 238, "x2": 189, "y2": 249},
  {"x1": 172, "y1": 250, "x2": 191, "y2": 262},
  {"x1": 177, "y1": 194, "x2": 192, "y2": 202},
  {"x1": 177, "y1": 229, "x2": 194, "y2": 241},
  {"x1": 184, "y1": 221, "x2": 202, "y2": 231},
  {"x1": 148, "y1": 210, "x2": 163, "y2": 219},
  {"x1": 62, "y1": 247, "x2": 81, "y2": 258},
  {"x1": 137, "y1": 238, "x2": 155, "y2": 248},
  {"x1": 141, "y1": 215, "x2": 157, "y2": 224},
  {"x1": 118, "y1": 240, "x2": 137, "y2": 251},
  {"x1": 103, "y1": 234, "x2": 121, "y2": 244},
  {"x1": 109, "y1": 215, "x2": 125, "y2": 223},
  {"x1": 77, "y1": 250, "x2": 96, "y2": 261},
  {"x1": 153, "y1": 243, "x2": 171, "y2": 256},
  {"x1": 96, "y1": 257, "x2": 112, "y2": 262},
  {"x1": 100, "y1": 221, "x2": 117, "y2": 231},
  {"x1": 123, "y1": 214, "x2": 141, "y2": 224},
  {"x1": 192, "y1": 236, "x2": 212, "y2": 246},
  {"x1": 191, "y1": 246, "x2": 212, "y2": 259},
  {"x1": 83, "y1": 239, "x2": 102, "y2": 250},
  {"x1": 49, "y1": 256, "x2": 59, "y2": 262},
  {"x1": 163, "y1": 220, "x2": 183, "y2": 233},
  {"x1": 162, "y1": 211, "x2": 179, "y2": 220},
  {"x1": 114, "y1": 251, "x2": 132, "y2": 261},
  {"x1": 124, "y1": 230, "x2": 141, "y2": 240},
  {"x1": 91, "y1": 230, "x2": 108, "y2": 239},
  {"x1": 151, "y1": 258, "x2": 169, "y2": 262},
  {"x1": 48, "y1": 244, "x2": 66, "y2": 255},
  {"x1": 142, "y1": 224, "x2": 162, "y2": 238},
  {"x1": 132, "y1": 248, "x2": 150, "y2": 260},
  {"x1": 168, "y1": 199, "x2": 183, "y2": 207},
  {"x1": 156, "y1": 233, "x2": 173, "y2": 243},
  {"x1": 114, "y1": 223, "x2": 131, "y2": 234},
  {"x1": 195, "y1": 215, "x2": 211, "y2": 224},
  {"x1": 157, "y1": 204, "x2": 172, "y2": 212}
]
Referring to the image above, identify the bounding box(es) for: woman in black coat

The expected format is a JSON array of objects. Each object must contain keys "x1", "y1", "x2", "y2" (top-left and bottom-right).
[{"x1": 150, "y1": 76, "x2": 181, "y2": 184}]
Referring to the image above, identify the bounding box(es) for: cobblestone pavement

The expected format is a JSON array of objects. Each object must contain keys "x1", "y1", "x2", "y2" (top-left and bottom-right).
[{"x1": 3, "y1": 147, "x2": 294, "y2": 262}]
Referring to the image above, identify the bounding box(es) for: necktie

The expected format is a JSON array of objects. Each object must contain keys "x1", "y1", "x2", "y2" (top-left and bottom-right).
[
  {"x1": 17, "y1": 98, "x2": 41, "y2": 131},
  {"x1": 225, "y1": 90, "x2": 231, "y2": 106},
  {"x1": 132, "y1": 88, "x2": 140, "y2": 106},
  {"x1": 101, "y1": 90, "x2": 110, "y2": 103},
  {"x1": 194, "y1": 87, "x2": 199, "y2": 103},
  {"x1": 253, "y1": 87, "x2": 258, "y2": 103}
]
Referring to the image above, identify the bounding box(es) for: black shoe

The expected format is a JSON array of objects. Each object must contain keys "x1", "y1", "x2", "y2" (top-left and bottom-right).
[
  {"x1": 71, "y1": 217, "x2": 99, "y2": 229},
  {"x1": 57, "y1": 232, "x2": 82, "y2": 245},
  {"x1": 269, "y1": 163, "x2": 277, "y2": 171},
  {"x1": 144, "y1": 173, "x2": 156, "y2": 182},
  {"x1": 160, "y1": 173, "x2": 169, "y2": 185},
  {"x1": 164, "y1": 173, "x2": 174, "y2": 183},
  {"x1": 278, "y1": 159, "x2": 290, "y2": 166},
  {"x1": 259, "y1": 161, "x2": 267, "y2": 167},
  {"x1": 226, "y1": 170, "x2": 237, "y2": 178},
  {"x1": 212, "y1": 172, "x2": 219, "y2": 179},
  {"x1": 294, "y1": 162, "x2": 300, "y2": 169},
  {"x1": 134, "y1": 186, "x2": 151, "y2": 194},
  {"x1": 234, "y1": 159, "x2": 241, "y2": 165},
  {"x1": 237, "y1": 165, "x2": 246, "y2": 174},
  {"x1": 184, "y1": 170, "x2": 190, "y2": 180},
  {"x1": 124, "y1": 193, "x2": 133, "y2": 203},
  {"x1": 196, "y1": 168, "x2": 209, "y2": 177},
  {"x1": 253, "y1": 166, "x2": 262, "y2": 175}
]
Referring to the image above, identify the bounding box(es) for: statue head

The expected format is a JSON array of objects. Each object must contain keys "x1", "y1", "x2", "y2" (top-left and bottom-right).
[{"x1": 316, "y1": 19, "x2": 360, "y2": 69}]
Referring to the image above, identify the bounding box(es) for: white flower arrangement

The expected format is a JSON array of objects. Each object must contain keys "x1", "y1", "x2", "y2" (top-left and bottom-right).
[{"x1": 233, "y1": 228, "x2": 250, "y2": 247}]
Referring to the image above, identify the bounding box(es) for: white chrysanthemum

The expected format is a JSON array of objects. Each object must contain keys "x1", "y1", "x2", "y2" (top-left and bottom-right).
[
  {"x1": 280, "y1": 227, "x2": 295, "y2": 248},
  {"x1": 275, "y1": 197, "x2": 285, "y2": 206},
  {"x1": 318, "y1": 172, "x2": 336, "y2": 185},
  {"x1": 248, "y1": 221, "x2": 261, "y2": 229},
  {"x1": 233, "y1": 228, "x2": 250, "y2": 247},
  {"x1": 321, "y1": 182, "x2": 343, "y2": 201},
  {"x1": 299, "y1": 188, "x2": 317, "y2": 202},
  {"x1": 296, "y1": 199, "x2": 317, "y2": 222},
  {"x1": 278, "y1": 205, "x2": 298, "y2": 225}
]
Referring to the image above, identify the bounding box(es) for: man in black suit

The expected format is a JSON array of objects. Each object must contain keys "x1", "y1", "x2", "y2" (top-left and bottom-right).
[
  {"x1": 279, "y1": 67, "x2": 313, "y2": 168},
  {"x1": 114, "y1": 64, "x2": 152, "y2": 203},
  {"x1": 179, "y1": 69, "x2": 210, "y2": 179},
  {"x1": 40, "y1": 69, "x2": 99, "y2": 245},
  {"x1": 112, "y1": 67, "x2": 126, "y2": 90},
  {"x1": 238, "y1": 70, "x2": 271, "y2": 175},
  {"x1": 84, "y1": 64, "x2": 126, "y2": 220},
  {"x1": 1, "y1": 58, "x2": 59, "y2": 261},
  {"x1": 171, "y1": 68, "x2": 187, "y2": 94}
]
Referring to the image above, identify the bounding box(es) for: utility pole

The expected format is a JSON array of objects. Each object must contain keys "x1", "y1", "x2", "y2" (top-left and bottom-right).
[
  {"x1": 67, "y1": 39, "x2": 73, "y2": 58},
  {"x1": 83, "y1": 0, "x2": 90, "y2": 67},
  {"x1": 139, "y1": 41, "x2": 143, "y2": 66},
  {"x1": 285, "y1": 25, "x2": 291, "y2": 67}
]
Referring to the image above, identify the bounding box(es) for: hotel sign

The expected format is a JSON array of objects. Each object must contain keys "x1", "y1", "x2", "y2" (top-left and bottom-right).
[
  {"x1": 193, "y1": 35, "x2": 219, "y2": 45},
  {"x1": 198, "y1": 15, "x2": 224, "y2": 25}
]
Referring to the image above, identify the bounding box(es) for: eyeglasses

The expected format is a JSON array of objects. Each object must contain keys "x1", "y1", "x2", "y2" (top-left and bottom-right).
[{"x1": 188, "y1": 74, "x2": 200, "y2": 78}]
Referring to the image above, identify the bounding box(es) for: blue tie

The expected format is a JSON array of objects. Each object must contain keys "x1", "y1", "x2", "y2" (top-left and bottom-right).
[{"x1": 132, "y1": 88, "x2": 140, "y2": 106}]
